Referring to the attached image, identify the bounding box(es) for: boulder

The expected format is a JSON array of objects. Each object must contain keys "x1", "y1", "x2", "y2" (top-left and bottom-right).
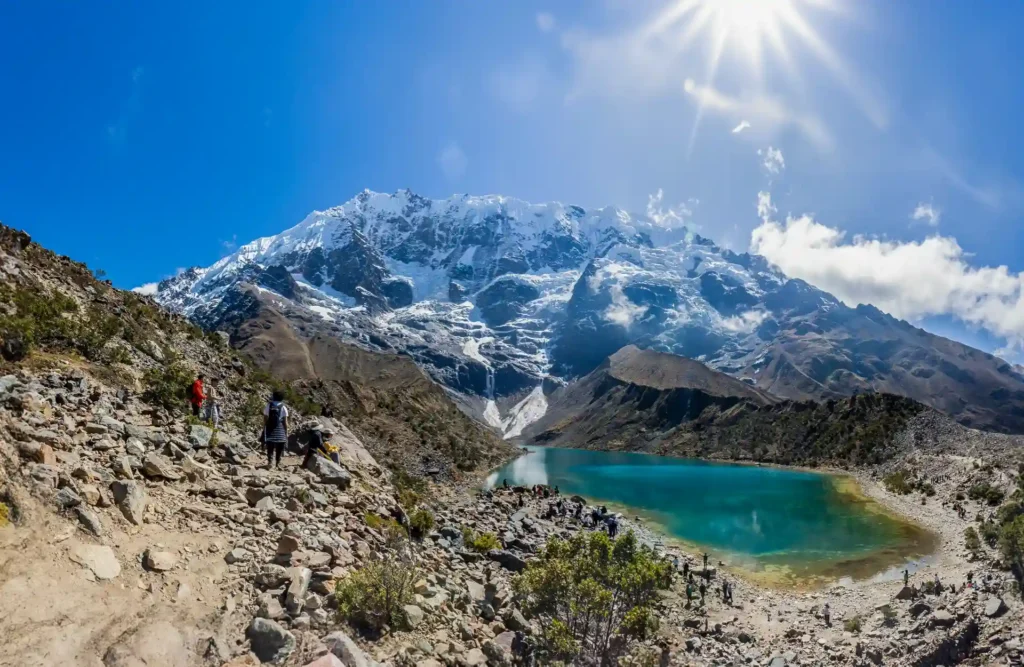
[
  {"x1": 75, "y1": 507, "x2": 103, "y2": 535},
  {"x1": 324, "y1": 630, "x2": 374, "y2": 667},
  {"x1": 403, "y1": 604, "x2": 425, "y2": 630},
  {"x1": 487, "y1": 550, "x2": 527, "y2": 572},
  {"x1": 306, "y1": 455, "x2": 352, "y2": 489},
  {"x1": 111, "y1": 480, "x2": 147, "y2": 525},
  {"x1": 55, "y1": 487, "x2": 82, "y2": 509},
  {"x1": 226, "y1": 548, "x2": 251, "y2": 564},
  {"x1": 502, "y1": 608, "x2": 528, "y2": 632},
  {"x1": 70, "y1": 543, "x2": 121, "y2": 580},
  {"x1": 247, "y1": 618, "x2": 296, "y2": 664},
  {"x1": 143, "y1": 549, "x2": 178, "y2": 572},
  {"x1": 285, "y1": 567, "x2": 313, "y2": 612},
  {"x1": 277, "y1": 532, "x2": 301, "y2": 555},
  {"x1": 895, "y1": 585, "x2": 916, "y2": 601},
  {"x1": 142, "y1": 453, "x2": 181, "y2": 480},
  {"x1": 303, "y1": 656, "x2": 344, "y2": 667},
  {"x1": 188, "y1": 424, "x2": 214, "y2": 448},
  {"x1": 985, "y1": 596, "x2": 1008, "y2": 618},
  {"x1": 930, "y1": 610, "x2": 956, "y2": 628}
]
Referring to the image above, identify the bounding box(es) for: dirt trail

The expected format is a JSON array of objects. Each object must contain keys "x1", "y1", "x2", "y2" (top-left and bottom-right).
[{"x1": 0, "y1": 494, "x2": 236, "y2": 667}]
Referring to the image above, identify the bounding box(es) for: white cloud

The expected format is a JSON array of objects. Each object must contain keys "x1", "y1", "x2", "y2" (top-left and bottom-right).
[
  {"x1": 911, "y1": 203, "x2": 941, "y2": 227},
  {"x1": 731, "y1": 120, "x2": 751, "y2": 134},
  {"x1": 132, "y1": 282, "x2": 159, "y2": 296},
  {"x1": 437, "y1": 142, "x2": 468, "y2": 182},
  {"x1": 750, "y1": 208, "x2": 1024, "y2": 352},
  {"x1": 646, "y1": 189, "x2": 692, "y2": 230},
  {"x1": 721, "y1": 309, "x2": 768, "y2": 334},
  {"x1": 603, "y1": 284, "x2": 648, "y2": 329},
  {"x1": 536, "y1": 12, "x2": 555, "y2": 33},
  {"x1": 221, "y1": 234, "x2": 239, "y2": 253},
  {"x1": 684, "y1": 80, "x2": 833, "y2": 150},
  {"x1": 756, "y1": 191, "x2": 776, "y2": 223},
  {"x1": 758, "y1": 146, "x2": 785, "y2": 175}
]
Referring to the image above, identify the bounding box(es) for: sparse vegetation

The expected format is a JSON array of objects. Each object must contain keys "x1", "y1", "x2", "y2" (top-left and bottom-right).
[
  {"x1": 466, "y1": 530, "x2": 501, "y2": 553},
  {"x1": 408, "y1": 508, "x2": 435, "y2": 540},
  {"x1": 969, "y1": 482, "x2": 1005, "y2": 506},
  {"x1": 512, "y1": 530, "x2": 671, "y2": 664},
  {"x1": 142, "y1": 362, "x2": 195, "y2": 412},
  {"x1": 844, "y1": 616, "x2": 863, "y2": 633},
  {"x1": 883, "y1": 470, "x2": 913, "y2": 495},
  {"x1": 335, "y1": 536, "x2": 418, "y2": 635},
  {"x1": 964, "y1": 526, "x2": 982, "y2": 556},
  {"x1": 1000, "y1": 516, "x2": 1024, "y2": 585},
  {"x1": 0, "y1": 501, "x2": 11, "y2": 527}
]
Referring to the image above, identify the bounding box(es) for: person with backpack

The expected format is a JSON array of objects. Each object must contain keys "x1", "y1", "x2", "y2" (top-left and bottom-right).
[
  {"x1": 189, "y1": 374, "x2": 205, "y2": 418},
  {"x1": 263, "y1": 389, "x2": 289, "y2": 468},
  {"x1": 203, "y1": 377, "x2": 221, "y2": 428}
]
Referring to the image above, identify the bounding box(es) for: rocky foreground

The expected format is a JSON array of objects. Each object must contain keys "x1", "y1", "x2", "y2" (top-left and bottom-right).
[{"x1": 1, "y1": 364, "x2": 1022, "y2": 667}]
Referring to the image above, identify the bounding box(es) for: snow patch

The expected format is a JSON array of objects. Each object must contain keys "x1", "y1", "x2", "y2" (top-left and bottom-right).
[{"x1": 502, "y1": 386, "x2": 548, "y2": 439}]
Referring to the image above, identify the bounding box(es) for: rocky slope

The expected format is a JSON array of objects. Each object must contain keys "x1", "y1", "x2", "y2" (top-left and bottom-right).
[
  {"x1": 149, "y1": 189, "x2": 1024, "y2": 435},
  {"x1": 526, "y1": 346, "x2": 1013, "y2": 468}
]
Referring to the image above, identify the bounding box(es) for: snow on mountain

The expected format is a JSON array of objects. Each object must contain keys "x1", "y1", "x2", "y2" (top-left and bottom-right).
[{"x1": 151, "y1": 189, "x2": 1024, "y2": 436}]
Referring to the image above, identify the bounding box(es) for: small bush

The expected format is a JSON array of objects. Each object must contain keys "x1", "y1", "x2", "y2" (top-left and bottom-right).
[
  {"x1": 468, "y1": 531, "x2": 501, "y2": 553},
  {"x1": 964, "y1": 527, "x2": 982, "y2": 555},
  {"x1": 398, "y1": 488, "x2": 420, "y2": 510},
  {"x1": 883, "y1": 470, "x2": 913, "y2": 495},
  {"x1": 969, "y1": 482, "x2": 1005, "y2": 506},
  {"x1": 844, "y1": 616, "x2": 863, "y2": 633},
  {"x1": 0, "y1": 501, "x2": 11, "y2": 527},
  {"x1": 335, "y1": 555, "x2": 418, "y2": 634},
  {"x1": 142, "y1": 363, "x2": 194, "y2": 412},
  {"x1": 513, "y1": 530, "x2": 671, "y2": 664},
  {"x1": 981, "y1": 521, "x2": 1001, "y2": 547},
  {"x1": 1000, "y1": 516, "x2": 1024, "y2": 572},
  {"x1": 409, "y1": 508, "x2": 435, "y2": 539},
  {"x1": 880, "y1": 605, "x2": 898, "y2": 627}
]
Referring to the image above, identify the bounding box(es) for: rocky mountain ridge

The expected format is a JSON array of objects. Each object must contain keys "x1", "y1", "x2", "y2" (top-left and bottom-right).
[{"x1": 149, "y1": 189, "x2": 1024, "y2": 435}]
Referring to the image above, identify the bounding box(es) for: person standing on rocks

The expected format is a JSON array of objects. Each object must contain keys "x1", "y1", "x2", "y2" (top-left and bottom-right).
[
  {"x1": 302, "y1": 426, "x2": 339, "y2": 468},
  {"x1": 263, "y1": 389, "x2": 289, "y2": 469},
  {"x1": 698, "y1": 580, "x2": 706, "y2": 605},
  {"x1": 903, "y1": 569, "x2": 909, "y2": 587},
  {"x1": 203, "y1": 377, "x2": 221, "y2": 428},
  {"x1": 823, "y1": 602, "x2": 831, "y2": 627},
  {"x1": 189, "y1": 374, "x2": 205, "y2": 418}
]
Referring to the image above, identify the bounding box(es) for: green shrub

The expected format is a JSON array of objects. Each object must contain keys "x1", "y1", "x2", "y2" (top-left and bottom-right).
[
  {"x1": 969, "y1": 482, "x2": 1005, "y2": 506},
  {"x1": 880, "y1": 605, "x2": 898, "y2": 627},
  {"x1": 0, "y1": 286, "x2": 78, "y2": 361},
  {"x1": 142, "y1": 363, "x2": 195, "y2": 412},
  {"x1": 398, "y1": 488, "x2": 420, "y2": 510},
  {"x1": 981, "y1": 521, "x2": 1001, "y2": 547},
  {"x1": 883, "y1": 470, "x2": 913, "y2": 495},
  {"x1": 467, "y1": 531, "x2": 501, "y2": 553},
  {"x1": 1000, "y1": 516, "x2": 1024, "y2": 571},
  {"x1": 964, "y1": 526, "x2": 982, "y2": 555},
  {"x1": 512, "y1": 530, "x2": 671, "y2": 664},
  {"x1": 335, "y1": 554, "x2": 418, "y2": 634},
  {"x1": 0, "y1": 501, "x2": 10, "y2": 527},
  {"x1": 844, "y1": 616, "x2": 863, "y2": 633},
  {"x1": 409, "y1": 508, "x2": 435, "y2": 539}
]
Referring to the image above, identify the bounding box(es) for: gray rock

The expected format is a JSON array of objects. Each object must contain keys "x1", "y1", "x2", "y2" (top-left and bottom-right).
[
  {"x1": 255, "y1": 496, "x2": 276, "y2": 511},
  {"x1": 324, "y1": 630, "x2": 373, "y2": 667},
  {"x1": 285, "y1": 567, "x2": 313, "y2": 612},
  {"x1": 110, "y1": 480, "x2": 147, "y2": 525},
  {"x1": 70, "y1": 543, "x2": 121, "y2": 580},
  {"x1": 247, "y1": 618, "x2": 296, "y2": 664},
  {"x1": 225, "y1": 548, "x2": 251, "y2": 564},
  {"x1": 487, "y1": 550, "x2": 527, "y2": 572},
  {"x1": 306, "y1": 456, "x2": 352, "y2": 489},
  {"x1": 403, "y1": 604, "x2": 425, "y2": 629},
  {"x1": 75, "y1": 507, "x2": 103, "y2": 535},
  {"x1": 686, "y1": 637, "x2": 702, "y2": 652},
  {"x1": 142, "y1": 453, "x2": 181, "y2": 480},
  {"x1": 55, "y1": 487, "x2": 82, "y2": 509},
  {"x1": 259, "y1": 596, "x2": 286, "y2": 620},
  {"x1": 143, "y1": 549, "x2": 178, "y2": 572},
  {"x1": 254, "y1": 563, "x2": 289, "y2": 587},
  {"x1": 985, "y1": 596, "x2": 1007, "y2": 618},
  {"x1": 502, "y1": 608, "x2": 528, "y2": 632},
  {"x1": 931, "y1": 610, "x2": 955, "y2": 628},
  {"x1": 768, "y1": 657, "x2": 786, "y2": 667},
  {"x1": 188, "y1": 424, "x2": 214, "y2": 448}
]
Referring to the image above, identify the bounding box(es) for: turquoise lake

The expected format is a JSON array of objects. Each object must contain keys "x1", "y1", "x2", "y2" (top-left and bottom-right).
[{"x1": 487, "y1": 447, "x2": 935, "y2": 584}]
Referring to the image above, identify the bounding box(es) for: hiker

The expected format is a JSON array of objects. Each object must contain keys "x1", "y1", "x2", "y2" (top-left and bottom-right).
[
  {"x1": 721, "y1": 579, "x2": 728, "y2": 603},
  {"x1": 302, "y1": 426, "x2": 339, "y2": 468},
  {"x1": 502, "y1": 478, "x2": 509, "y2": 489},
  {"x1": 203, "y1": 377, "x2": 221, "y2": 428},
  {"x1": 823, "y1": 603, "x2": 831, "y2": 627},
  {"x1": 683, "y1": 561, "x2": 690, "y2": 579},
  {"x1": 190, "y1": 374, "x2": 206, "y2": 417},
  {"x1": 607, "y1": 516, "x2": 619, "y2": 539},
  {"x1": 702, "y1": 552, "x2": 709, "y2": 571},
  {"x1": 903, "y1": 569, "x2": 909, "y2": 586},
  {"x1": 698, "y1": 581, "x2": 706, "y2": 605},
  {"x1": 685, "y1": 582, "x2": 694, "y2": 608},
  {"x1": 262, "y1": 389, "x2": 289, "y2": 469}
]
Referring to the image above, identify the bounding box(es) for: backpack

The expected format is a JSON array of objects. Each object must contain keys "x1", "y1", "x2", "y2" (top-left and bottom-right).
[{"x1": 266, "y1": 402, "x2": 284, "y2": 432}]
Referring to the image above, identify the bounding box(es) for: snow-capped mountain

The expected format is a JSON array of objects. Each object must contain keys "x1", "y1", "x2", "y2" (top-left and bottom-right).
[{"x1": 151, "y1": 189, "x2": 1024, "y2": 436}]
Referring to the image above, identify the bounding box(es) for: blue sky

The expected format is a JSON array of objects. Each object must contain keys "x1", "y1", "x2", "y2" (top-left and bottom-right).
[{"x1": 1, "y1": 1, "x2": 1023, "y2": 360}]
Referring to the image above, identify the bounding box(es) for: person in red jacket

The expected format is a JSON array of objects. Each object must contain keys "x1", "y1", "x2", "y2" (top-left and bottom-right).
[{"x1": 190, "y1": 374, "x2": 205, "y2": 417}]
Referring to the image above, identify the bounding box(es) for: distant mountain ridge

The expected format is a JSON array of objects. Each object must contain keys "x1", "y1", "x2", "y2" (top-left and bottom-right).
[{"x1": 150, "y1": 189, "x2": 1024, "y2": 434}]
